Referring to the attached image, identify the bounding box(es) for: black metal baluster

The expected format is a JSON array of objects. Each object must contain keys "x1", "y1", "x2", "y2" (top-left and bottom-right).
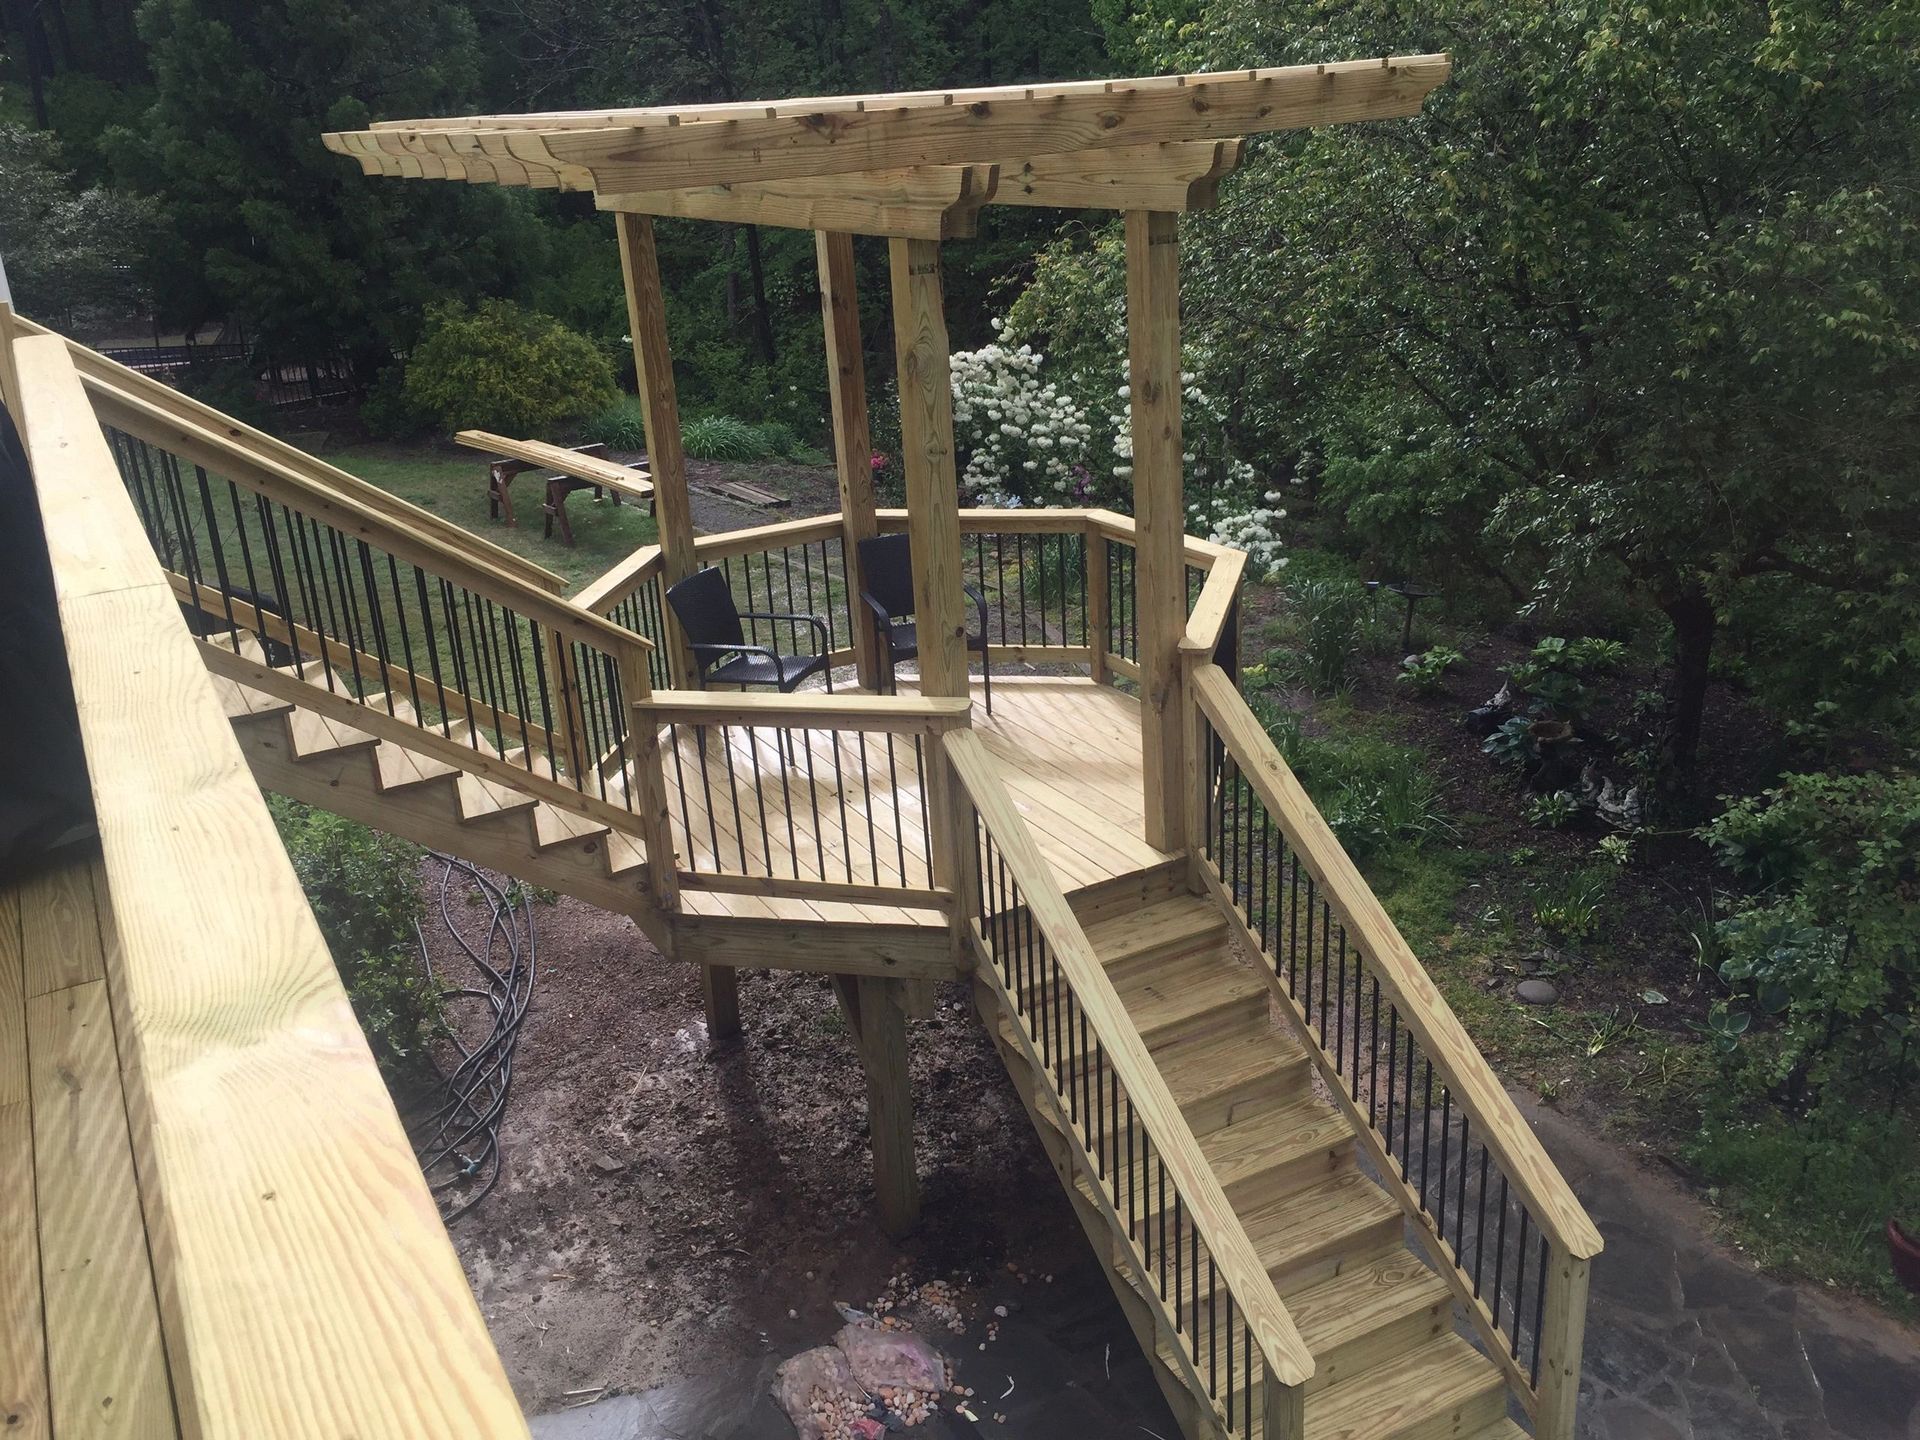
[
  {"x1": 353, "y1": 540, "x2": 397, "y2": 715},
  {"x1": 1511, "y1": 1209, "x2": 1531, "y2": 1358},
  {"x1": 1473, "y1": 1147, "x2": 1492, "y2": 1298}
]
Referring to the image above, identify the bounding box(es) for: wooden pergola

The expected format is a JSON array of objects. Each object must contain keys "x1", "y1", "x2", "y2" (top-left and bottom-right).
[{"x1": 323, "y1": 55, "x2": 1450, "y2": 858}]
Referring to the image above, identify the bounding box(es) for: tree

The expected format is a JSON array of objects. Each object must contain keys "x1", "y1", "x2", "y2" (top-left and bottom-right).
[
  {"x1": 0, "y1": 121, "x2": 155, "y2": 329},
  {"x1": 110, "y1": 0, "x2": 544, "y2": 368},
  {"x1": 1060, "y1": 0, "x2": 1920, "y2": 777}
]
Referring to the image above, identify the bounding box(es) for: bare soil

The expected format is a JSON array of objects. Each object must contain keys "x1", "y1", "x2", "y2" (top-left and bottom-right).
[{"x1": 442, "y1": 895, "x2": 1083, "y2": 1413}]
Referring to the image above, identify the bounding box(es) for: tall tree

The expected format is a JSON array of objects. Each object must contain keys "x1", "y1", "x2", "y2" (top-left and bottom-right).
[
  {"x1": 112, "y1": 0, "x2": 539, "y2": 366},
  {"x1": 1084, "y1": 0, "x2": 1920, "y2": 776}
]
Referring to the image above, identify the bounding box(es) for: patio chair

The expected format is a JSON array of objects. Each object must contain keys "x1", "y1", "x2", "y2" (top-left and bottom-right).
[
  {"x1": 664, "y1": 565, "x2": 834, "y2": 694},
  {"x1": 855, "y1": 532, "x2": 992, "y2": 714}
]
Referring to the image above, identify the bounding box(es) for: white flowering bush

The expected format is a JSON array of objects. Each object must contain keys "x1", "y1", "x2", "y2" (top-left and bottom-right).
[
  {"x1": 1189, "y1": 490, "x2": 1292, "y2": 581},
  {"x1": 949, "y1": 326, "x2": 1096, "y2": 504}
]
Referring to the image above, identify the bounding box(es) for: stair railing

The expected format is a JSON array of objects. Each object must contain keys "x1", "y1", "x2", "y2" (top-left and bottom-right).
[
  {"x1": 1185, "y1": 661, "x2": 1602, "y2": 1439},
  {"x1": 79, "y1": 367, "x2": 677, "y2": 908},
  {"x1": 946, "y1": 728, "x2": 1315, "y2": 1439}
]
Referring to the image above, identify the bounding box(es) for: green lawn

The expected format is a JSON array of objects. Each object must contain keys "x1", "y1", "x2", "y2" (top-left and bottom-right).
[{"x1": 323, "y1": 444, "x2": 659, "y2": 596}]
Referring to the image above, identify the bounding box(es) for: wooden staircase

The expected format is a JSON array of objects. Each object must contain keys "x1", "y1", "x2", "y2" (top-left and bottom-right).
[
  {"x1": 983, "y1": 885, "x2": 1531, "y2": 1440},
  {"x1": 205, "y1": 638, "x2": 668, "y2": 946}
]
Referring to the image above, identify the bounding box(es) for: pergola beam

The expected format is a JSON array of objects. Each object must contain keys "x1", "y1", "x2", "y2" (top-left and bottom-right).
[
  {"x1": 595, "y1": 164, "x2": 999, "y2": 241},
  {"x1": 331, "y1": 134, "x2": 1250, "y2": 230},
  {"x1": 324, "y1": 54, "x2": 1447, "y2": 194}
]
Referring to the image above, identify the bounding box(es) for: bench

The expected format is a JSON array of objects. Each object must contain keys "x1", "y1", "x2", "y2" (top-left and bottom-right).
[{"x1": 454, "y1": 430, "x2": 656, "y2": 547}]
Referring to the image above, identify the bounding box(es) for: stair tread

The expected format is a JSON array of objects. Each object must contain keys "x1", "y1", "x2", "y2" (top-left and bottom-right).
[
  {"x1": 285, "y1": 704, "x2": 379, "y2": 759},
  {"x1": 1460, "y1": 1422, "x2": 1530, "y2": 1440},
  {"x1": 1128, "y1": 1092, "x2": 1350, "y2": 1214},
  {"x1": 211, "y1": 673, "x2": 293, "y2": 721},
  {"x1": 1082, "y1": 894, "x2": 1228, "y2": 969},
  {"x1": 1302, "y1": 1332, "x2": 1505, "y2": 1440},
  {"x1": 1279, "y1": 1251, "x2": 1452, "y2": 1360},
  {"x1": 1116, "y1": 947, "x2": 1267, "y2": 1039},
  {"x1": 1154, "y1": 1014, "x2": 1308, "y2": 1127},
  {"x1": 1238, "y1": 1168, "x2": 1403, "y2": 1277}
]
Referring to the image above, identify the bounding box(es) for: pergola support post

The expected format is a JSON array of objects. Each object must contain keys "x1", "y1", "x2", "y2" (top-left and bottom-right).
[
  {"x1": 816, "y1": 231, "x2": 886, "y2": 691},
  {"x1": 1126, "y1": 209, "x2": 1188, "y2": 854},
  {"x1": 615, "y1": 213, "x2": 699, "y2": 688}
]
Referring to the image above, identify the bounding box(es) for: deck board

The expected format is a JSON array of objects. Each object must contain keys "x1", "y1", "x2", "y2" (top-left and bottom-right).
[{"x1": 653, "y1": 676, "x2": 1169, "y2": 918}]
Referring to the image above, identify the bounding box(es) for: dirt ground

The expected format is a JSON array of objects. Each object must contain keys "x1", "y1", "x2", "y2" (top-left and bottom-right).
[{"x1": 444, "y1": 892, "x2": 1110, "y2": 1414}]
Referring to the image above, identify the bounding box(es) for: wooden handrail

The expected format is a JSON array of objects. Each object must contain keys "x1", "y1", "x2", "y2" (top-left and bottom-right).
[
  {"x1": 945, "y1": 728, "x2": 1315, "y2": 1393},
  {"x1": 575, "y1": 541, "x2": 662, "y2": 614},
  {"x1": 1182, "y1": 545, "x2": 1245, "y2": 656},
  {"x1": 692, "y1": 512, "x2": 849, "y2": 559},
  {"x1": 12, "y1": 311, "x2": 567, "y2": 594},
  {"x1": 89, "y1": 379, "x2": 653, "y2": 661},
  {"x1": 13, "y1": 330, "x2": 528, "y2": 1437},
  {"x1": 636, "y1": 689, "x2": 972, "y2": 733},
  {"x1": 1188, "y1": 663, "x2": 1604, "y2": 1261}
]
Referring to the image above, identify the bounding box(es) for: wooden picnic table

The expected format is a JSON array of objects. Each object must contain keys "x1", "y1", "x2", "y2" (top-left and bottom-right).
[{"x1": 455, "y1": 430, "x2": 655, "y2": 546}]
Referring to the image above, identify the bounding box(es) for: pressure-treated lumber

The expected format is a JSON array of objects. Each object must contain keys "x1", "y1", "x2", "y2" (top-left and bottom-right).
[
  {"x1": 1188, "y1": 662, "x2": 1603, "y2": 1261},
  {"x1": 454, "y1": 430, "x2": 655, "y2": 500},
  {"x1": 636, "y1": 689, "x2": 971, "y2": 732},
  {"x1": 327, "y1": 56, "x2": 1449, "y2": 192},
  {"x1": 817, "y1": 232, "x2": 886, "y2": 689},
  {"x1": 9, "y1": 313, "x2": 562, "y2": 593},
  {"x1": 12, "y1": 332, "x2": 528, "y2": 1439},
  {"x1": 0, "y1": 888, "x2": 48, "y2": 1440},
  {"x1": 996, "y1": 140, "x2": 1244, "y2": 211},
  {"x1": 945, "y1": 729, "x2": 1313, "y2": 1389},
  {"x1": 597, "y1": 165, "x2": 997, "y2": 240},
  {"x1": 887, "y1": 238, "x2": 968, "y2": 701},
  {"x1": 847, "y1": 976, "x2": 921, "y2": 1236},
  {"x1": 1126, "y1": 210, "x2": 1188, "y2": 852},
  {"x1": 615, "y1": 214, "x2": 698, "y2": 686},
  {"x1": 0, "y1": 272, "x2": 20, "y2": 423}
]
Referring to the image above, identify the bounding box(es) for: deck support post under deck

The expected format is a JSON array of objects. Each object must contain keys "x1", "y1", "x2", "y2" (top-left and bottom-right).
[
  {"x1": 834, "y1": 974, "x2": 921, "y2": 1236},
  {"x1": 615, "y1": 212, "x2": 698, "y2": 688},
  {"x1": 1125, "y1": 210, "x2": 1189, "y2": 854},
  {"x1": 817, "y1": 231, "x2": 886, "y2": 691}
]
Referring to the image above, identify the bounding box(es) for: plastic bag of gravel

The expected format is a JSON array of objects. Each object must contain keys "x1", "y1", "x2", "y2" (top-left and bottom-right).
[
  {"x1": 833, "y1": 1324, "x2": 946, "y2": 1394},
  {"x1": 771, "y1": 1345, "x2": 866, "y2": 1440}
]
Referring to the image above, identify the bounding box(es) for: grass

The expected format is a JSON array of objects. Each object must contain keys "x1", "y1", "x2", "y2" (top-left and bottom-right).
[{"x1": 323, "y1": 444, "x2": 659, "y2": 595}]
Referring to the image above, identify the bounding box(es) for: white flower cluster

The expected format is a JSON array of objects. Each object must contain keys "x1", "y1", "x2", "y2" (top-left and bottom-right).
[
  {"x1": 1189, "y1": 490, "x2": 1291, "y2": 581},
  {"x1": 950, "y1": 327, "x2": 1095, "y2": 502}
]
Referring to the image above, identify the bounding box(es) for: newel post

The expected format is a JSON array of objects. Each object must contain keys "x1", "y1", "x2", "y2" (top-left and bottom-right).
[
  {"x1": 1262, "y1": 1376, "x2": 1305, "y2": 1439},
  {"x1": 1125, "y1": 210, "x2": 1188, "y2": 853},
  {"x1": 617, "y1": 644, "x2": 680, "y2": 919},
  {"x1": 1534, "y1": 1245, "x2": 1592, "y2": 1439},
  {"x1": 1086, "y1": 517, "x2": 1112, "y2": 686}
]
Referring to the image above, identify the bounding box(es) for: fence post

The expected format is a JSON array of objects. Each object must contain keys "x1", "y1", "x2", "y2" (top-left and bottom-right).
[
  {"x1": 1262, "y1": 1377, "x2": 1305, "y2": 1440},
  {"x1": 1086, "y1": 518, "x2": 1111, "y2": 686},
  {"x1": 1534, "y1": 1244, "x2": 1591, "y2": 1439}
]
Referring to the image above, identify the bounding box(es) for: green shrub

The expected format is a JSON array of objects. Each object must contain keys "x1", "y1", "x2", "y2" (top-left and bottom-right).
[
  {"x1": 1532, "y1": 869, "x2": 1612, "y2": 941},
  {"x1": 681, "y1": 413, "x2": 767, "y2": 461},
  {"x1": 1525, "y1": 790, "x2": 1580, "y2": 830},
  {"x1": 1291, "y1": 578, "x2": 1365, "y2": 694},
  {"x1": 581, "y1": 396, "x2": 650, "y2": 451},
  {"x1": 402, "y1": 299, "x2": 615, "y2": 435},
  {"x1": 269, "y1": 798, "x2": 441, "y2": 1079},
  {"x1": 1700, "y1": 770, "x2": 1920, "y2": 1091},
  {"x1": 1396, "y1": 645, "x2": 1463, "y2": 696}
]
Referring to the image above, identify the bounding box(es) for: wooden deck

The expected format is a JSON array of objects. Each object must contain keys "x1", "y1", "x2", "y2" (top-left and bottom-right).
[{"x1": 666, "y1": 676, "x2": 1172, "y2": 927}]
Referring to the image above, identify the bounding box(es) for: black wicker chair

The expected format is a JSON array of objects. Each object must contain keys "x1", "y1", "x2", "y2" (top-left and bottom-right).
[
  {"x1": 664, "y1": 565, "x2": 833, "y2": 693},
  {"x1": 855, "y1": 532, "x2": 991, "y2": 713}
]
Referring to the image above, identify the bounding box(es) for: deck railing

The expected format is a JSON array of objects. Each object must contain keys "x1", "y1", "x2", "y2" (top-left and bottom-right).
[
  {"x1": 947, "y1": 729, "x2": 1313, "y2": 1439},
  {"x1": 582, "y1": 506, "x2": 1244, "y2": 690},
  {"x1": 1185, "y1": 662, "x2": 1601, "y2": 1438},
  {"x1": 88, "y1": 375, "x2": 664, "y2": 844},
  {"x1": 10, "y1": 329, "x2": 527, "y2": 1437},
  {"x1": 636, "y1": 691, "x2": 971, "y2": 910}
]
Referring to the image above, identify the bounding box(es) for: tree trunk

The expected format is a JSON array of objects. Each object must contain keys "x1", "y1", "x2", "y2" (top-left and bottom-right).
[
  {"x1": 743, "y1": 223, "x2": 777, "y2": 365},
  {"x1": 1659, "y1": 582, "x2": 1717, "y2": 779}
]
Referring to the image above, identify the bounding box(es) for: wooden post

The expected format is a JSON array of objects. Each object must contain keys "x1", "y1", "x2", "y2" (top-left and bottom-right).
[
  {"x1": 0, "y1": 252, "x2": 22, "y2": 424},
  {"x1": 1085, "y1": 519, "x2": 1111, "y2": 685},
  {"x1": 1534, "y1": 1247, "x2": 1592, "y2": 1439},
  {"x1": 617, "y1": 644, "x2": 680, "y2": 917},
  {"x1": 615, "y1": 213, "x2": 698, "y2": 687},
  {"x1": 852, "y1": 975, "x2": 921, "y2": 1236},
  {"x1": 886, "y1": 237, "x2": 967, "y2": 702},
  {"x1": 1125, "y1": 210, "x2": 1187, "y2": 853},
  {"x1": 1262, "y1": 1376, "x2": 1305, "y2": 1439},
  {"x1": 817, "y1": 231, "x2": 886, "y2": 691}
]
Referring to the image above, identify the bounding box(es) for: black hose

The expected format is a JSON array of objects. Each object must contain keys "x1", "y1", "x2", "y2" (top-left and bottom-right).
[{"x1": 407, "y1": 853, "x2": 537, "y2": 1223}]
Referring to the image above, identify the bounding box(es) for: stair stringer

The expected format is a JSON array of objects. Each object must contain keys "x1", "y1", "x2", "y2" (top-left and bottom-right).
[
  {"x1": 970, "y1": 967, "x2": 1234, "y2": 1440},
  {"x1": 227, "y1": 702, "x2": 677, "y2": 956}
]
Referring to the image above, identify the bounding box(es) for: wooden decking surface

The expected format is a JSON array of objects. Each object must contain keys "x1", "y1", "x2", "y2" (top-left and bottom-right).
[
  {"x1": 664, "y1": 676, "x2": 1170, "y2": 926},
  {"x1": 1, "y1": 847, "x2": 177, "y2": 1440}
]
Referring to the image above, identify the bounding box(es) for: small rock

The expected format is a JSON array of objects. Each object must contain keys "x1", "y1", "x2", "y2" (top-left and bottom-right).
[
  {"x1": 1516, "y1": 978, "x2": 1559, "y2": 1006},
  {"x1": 590, "y1": 1153, "x2": 626, "y2": 1175}
]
